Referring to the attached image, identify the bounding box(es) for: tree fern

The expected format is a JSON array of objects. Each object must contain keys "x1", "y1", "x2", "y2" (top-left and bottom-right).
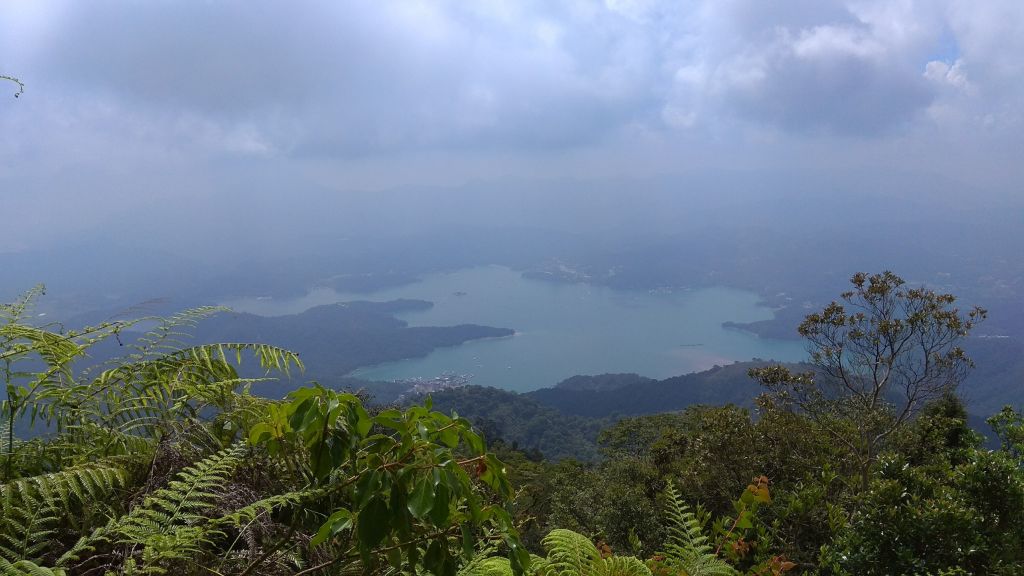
[
  {"x1": 75, "y1": 343, "x2": 301, "y2": 437},
  {"x1": 537, "y1": 529, "x2": 651, "y2": 576},
  {"x1": 596, "y1": 556, "x2": 651, "y2": 576},
  {"x1": 3, "y1": 287, "x2": 137, "y2": 481},
  {"x1": 0, "y1": 458, "x2": 135, "y2": 565},
  {"x1": 660, "y1": 481, "x2": 736, "y2": 576},
  {"x1": 0, "y1": 486, "x2": 58, "y2": 565},
  {"x1": 0, "y1": 557, "x2": 65, "y2": 576},
  {"x1": 49, "y1": 444, "x2": 249, "y2": 574},
  {"x1": 211, "y1": 485, "x2": 329, "y2": 530},
  {"x1": 115, "y1": 443, "x2": 246, "y2": 543},
  {"x1": 541, "y1": 529, "x2": 603, "y2": 576},
  {"x1": 458, "y1": 556, "x2": 516, "y2": 576}
]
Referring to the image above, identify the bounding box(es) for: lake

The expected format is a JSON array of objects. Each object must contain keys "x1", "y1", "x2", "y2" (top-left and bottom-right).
[{"x1": 224, "y1": 266, "x2": 806, "y2": 391}]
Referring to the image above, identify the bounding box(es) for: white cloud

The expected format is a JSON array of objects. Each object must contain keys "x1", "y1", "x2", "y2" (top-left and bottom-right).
[
  {"x1": 790, "y1": 25, "x2": 885, "y2": 60},
  {"x1": 924, "y1": 59, "x2": 972, "y2": 93}
]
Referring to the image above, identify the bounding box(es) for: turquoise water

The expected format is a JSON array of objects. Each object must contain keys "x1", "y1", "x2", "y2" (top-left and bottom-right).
[{"x1": 224, "y1": 266, "x2": 806, "y2": 391}]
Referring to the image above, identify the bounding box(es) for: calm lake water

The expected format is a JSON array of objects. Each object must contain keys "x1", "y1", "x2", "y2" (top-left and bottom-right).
[{"x1": 225, "y1": 266, "x2": 806, "y2": 392}]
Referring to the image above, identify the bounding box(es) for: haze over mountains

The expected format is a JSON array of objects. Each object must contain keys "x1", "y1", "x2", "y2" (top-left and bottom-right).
[
  {"x1": 3, "y1": 167, "x2": 1022, "y2": 421},
  {"x1": 3, "y1": 1, "x2": 1023, "y2": 428}
]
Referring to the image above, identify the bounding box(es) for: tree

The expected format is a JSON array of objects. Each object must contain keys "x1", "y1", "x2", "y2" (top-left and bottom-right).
[
  {"x1": 821, "y1": 445, "x2": 1024, "y2": 575},
  {"x1": 750, "y1": 271, "x2": 986, "y2": 490}
]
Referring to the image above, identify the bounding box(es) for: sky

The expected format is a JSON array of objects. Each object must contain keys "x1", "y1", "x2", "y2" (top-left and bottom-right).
[{"x1": 1, "y1": 0, "x2": 1023, "y2": 252}]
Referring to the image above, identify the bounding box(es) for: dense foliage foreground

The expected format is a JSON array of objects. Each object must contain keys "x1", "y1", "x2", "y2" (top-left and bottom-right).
[{"x1": 2, "y1": 274, "x2": 1023, "y2": 575}]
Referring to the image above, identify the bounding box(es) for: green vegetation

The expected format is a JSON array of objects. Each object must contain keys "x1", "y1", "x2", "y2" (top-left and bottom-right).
[
  {"x1": 1, "y1": 287, "x2": 520, "y2": 575},
  {"x1": 3, "y1": 272, "x2": 1023, "y2": 575},
  {"x1": 751, "y1": 271, "x2": 986, "y2": 489}
]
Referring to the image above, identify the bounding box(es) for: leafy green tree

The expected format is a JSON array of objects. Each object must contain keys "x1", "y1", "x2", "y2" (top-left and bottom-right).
[
  {"x1": 987, "y1": 405, "x2": 1024, "y2": 457},
  {"x1": 822, "y1": 398, "x2": 1024, "y2": 575},
  {"x1": 750, "y1": 271, "x2": 986, "y2": 489},
  {"x1": 822, "y1": 448, "x2": 1024, "y2": 575},
  {"x1": 892, "y1": 392, "x2": 980, "y2": 467},
  {"x1": 544, "y1": 456, "x2": 664, "y2": 556}
]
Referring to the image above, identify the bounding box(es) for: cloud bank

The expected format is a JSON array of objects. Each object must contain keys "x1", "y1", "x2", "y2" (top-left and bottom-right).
[{"x1": 1, "y1": 0, "x2": 1022, "y2": 248}]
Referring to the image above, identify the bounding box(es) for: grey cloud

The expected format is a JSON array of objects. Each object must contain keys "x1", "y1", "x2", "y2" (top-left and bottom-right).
[
  {"x1": 662, "y1": 0, "x2": 949, "y2": 135},
  {"x1": 1, "y1": 0, "x2": 1024, "y2": 254},
  {"x1": 11, "y1": 0, "x2": 1013, "y2": 153},
  {"x1": 26, "y1": 1, "x2": 666, "y2": 155},
  {"x1": 720, "y1": 41, "x2": 935, "y2": 135}
]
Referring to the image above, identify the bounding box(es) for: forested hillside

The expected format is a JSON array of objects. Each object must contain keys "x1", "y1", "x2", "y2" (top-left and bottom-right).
[
  {"x1": 425, "y1": 363, "x2": 808, "y2": 461},
  {"x1": 3, "y1": 273, "x2": 1023, "y2": 575}
]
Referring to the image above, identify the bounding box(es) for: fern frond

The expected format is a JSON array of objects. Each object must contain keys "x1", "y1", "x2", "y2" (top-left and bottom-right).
[
  {"x1": 57, "y1": 422, "x2": 157, "y2": 461},
  {"x1": 660, "y1": 481, "x2": 736, "y2": 576},
  {"x1": 0, "y1": 325, "x2": 82, "y2": 376},
  {"x1": 0, "y1": 488, "x2": 59, "y2": 564},
  {"x1": 533, "y1": 530, "x2": 652, "y2": 576},
  {"x1": 78, "y1": 307, "x2": 224, "y2": 380},
  {"x1": 0, "y1": 285, "x2": 46, "y2": 325},
  {"x1": 210, "y1": 486, "x2": 329, "y2": 529},
  {"x1": 138, "y1": 526, "x2": 219, "y2": 573},
  {"x1": 160, "y1": 343, "x2": 304, "y2": 380},
  {"x1": 127, "y1": 307, "x2": 225, "y2": 358},
  {"x1": 115, "y1": 443, "x2": 246, "y2": 544},
  {"x1": 52, "y1": 524, "x2": 112, "y2": 570},
  {"x1": 0, "y1": 458, "x2": 135, "y2": 510},
  {"x1": 0, "y1": 417, "x2": 13, "y2": 457},
  {"x1": 597, "y1": 556, "x2": 652, "y2": 576},
  {"x1": 0, "y1": 557, "x2": 65, "y2": 576},
  {"x1": 663, "y1": 481, "x2": 712, "y2": 557},
  {"x1": 541, "y1": 529, "x2": 602, "y2": 576},
  {"x1": 60, "y1": 343, "x2": 300, "y2": 448},
  {"x1": 79, "y1": 343, "x2": 301, "y2": 428},
  {"x1": 0, "y1": 458, "x2": 136, "y2": 565},
  {"x1": 458, "y1": 556, "x2": 515, "y2": 576}
]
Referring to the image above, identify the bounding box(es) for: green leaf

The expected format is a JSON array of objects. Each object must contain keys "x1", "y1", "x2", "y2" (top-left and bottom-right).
[
  {"x1": 311, "y1": 509, "x2": 353, "y2": 547},
  {"x1": 734, "y1": 511, "x2": 753, "y2": 530},
  {"x1": 429, "y1": 481, "x2": 450, "y2": 526},
  {"x1": 461, "y1": 523, "x2": 474, "y2": 558},
  {"x1": 438, "y1": 426, "x2": 459, "y2": 449},
  {"x1": 358, "y1": 496, "x2": 390, "y2": 549},
  {"x1": 355, "y1": 470, "x2": 382, "y2": 509},
  {"x1": 408, "y1": 476, "x2": 435, "y2": 519},
  {"x1": 508, "y1": 537, "x2": 531, "y2": 576},
  {"x1": 289, "y1": 397, "x2": 315, "y2": 433},
  {"x1": 462, "y1": 427, "x2": 485, "y2": 455},
  {"x1": 247, "y1": 422, "x2": 274, "y2": 444},
  {"x1": 479, "y1": 454, "x2": 511, "y2": 498},
  {"x1": 354, "y1": 404, "x2": 373, "y2": 437},
  {"x1": 386, "y1": 546, "x2": 403, "y2": 570},
  {"x1": 424, "y1": 539, "x2": 448, "y2": 575}
]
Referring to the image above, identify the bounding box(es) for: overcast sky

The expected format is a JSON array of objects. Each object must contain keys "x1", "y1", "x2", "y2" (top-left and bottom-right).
[{"x1": 2, "y1": 0, "x2": 1023, "y2": 252}]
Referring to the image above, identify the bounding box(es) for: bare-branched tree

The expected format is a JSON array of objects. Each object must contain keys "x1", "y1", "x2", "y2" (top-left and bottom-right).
[{"x1": 750, "y1": 271, "x2": 986, "y2": 490}]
